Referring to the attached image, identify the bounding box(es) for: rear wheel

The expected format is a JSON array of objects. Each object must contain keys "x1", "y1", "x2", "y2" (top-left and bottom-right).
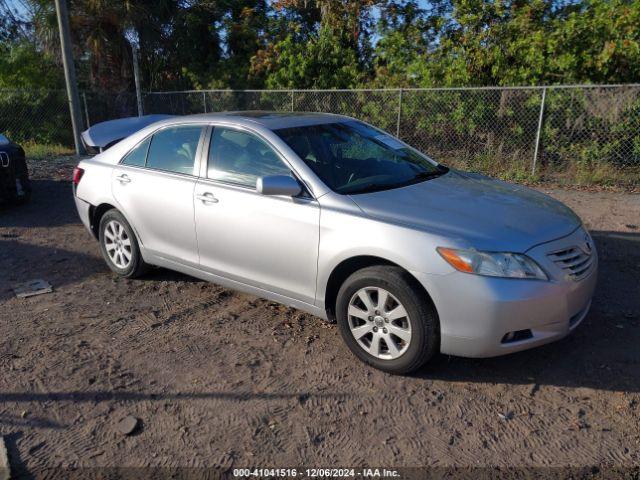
[
  {"x1": 336, "y1": 266, "x2": 439, "y2": 374},
  {"x1": 98, "y1": 209, "x2": 149, "y2": 278}
]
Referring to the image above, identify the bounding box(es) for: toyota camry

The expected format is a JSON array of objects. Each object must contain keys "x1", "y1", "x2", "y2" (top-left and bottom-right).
[{"x1": 73, "y1": 112, "x2": 597, "y2": 373}]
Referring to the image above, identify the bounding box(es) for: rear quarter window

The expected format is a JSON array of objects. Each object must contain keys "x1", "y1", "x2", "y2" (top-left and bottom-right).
[{"x1": 121, "y1": 137, "x2": 151, "y2": 167}]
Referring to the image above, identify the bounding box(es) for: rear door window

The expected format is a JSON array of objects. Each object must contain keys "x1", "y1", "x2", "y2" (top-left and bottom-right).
[{"x1": 146, "y1": 125, "x2": 203, "y2": 175}]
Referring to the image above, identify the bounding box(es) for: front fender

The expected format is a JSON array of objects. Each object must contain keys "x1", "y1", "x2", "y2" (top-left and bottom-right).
[{"x1": 316, "y1": 194, "x2": 455, "y2": 305}]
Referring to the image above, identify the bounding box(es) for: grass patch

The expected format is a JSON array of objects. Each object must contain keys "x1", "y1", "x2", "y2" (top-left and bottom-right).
[
  {"x1": 434, "y1": 151, "x2": 639, "y2": 191},
  {"x1": 438, "y1": 151, "x2": 540, "y2": 183},
  {"x1": 540, "y1": 162, "x2": 640, "y2": 190},
  {"x1": 22, "y1": 141, "x2": 75, "y2": 160}
]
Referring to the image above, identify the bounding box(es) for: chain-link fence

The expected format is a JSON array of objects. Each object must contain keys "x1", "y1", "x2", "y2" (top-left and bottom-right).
[
  {"x1": 142, "y1": 85, "x2": 640, "y2": 187},
  {"x1": 0, "y1": 89, "x2": 73, "y2": 151},
  {"x1": 2, "y1": 85, "x2": 639, "y2": 186}
]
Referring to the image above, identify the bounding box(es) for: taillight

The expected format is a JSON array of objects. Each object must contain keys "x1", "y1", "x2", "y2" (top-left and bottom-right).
[{"x1": 72, "y1": 166, "x2": 85, "y2": 185}]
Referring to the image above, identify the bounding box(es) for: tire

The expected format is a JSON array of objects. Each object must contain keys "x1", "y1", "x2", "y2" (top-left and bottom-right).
[
  {"x1": 15, "y1": 174, "x2": 31, "y2": 205},
  {"x1": 336, "y1": 266, "x2": 439, "y2": 374},
  {"x1": 98, "y1": 209, "x2": 149, "y2": 278},
  {"x1": 14, "y1": 156, "x2": 31, "y2": 205},
  {"x1": 0, "y1": 151, "x2": 30, "y2": 205}
]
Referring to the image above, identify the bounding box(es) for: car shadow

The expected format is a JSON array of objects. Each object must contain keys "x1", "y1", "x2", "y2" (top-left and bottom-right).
[
  {"x1": 416, "y1": 230, "x2": 640, "y2": 393},
  {"x1": 0, "y1": 432, "x2": 33, "y2": 480},
  {"x1": 0, "y1": 179, "x2": 79, "y2": 228},
  {"x1": 141, "y1": 268, "x2": 205, "y2": 284},
  {"x1": 0, "y1": 239, "x2": 104, "y2": 302}
]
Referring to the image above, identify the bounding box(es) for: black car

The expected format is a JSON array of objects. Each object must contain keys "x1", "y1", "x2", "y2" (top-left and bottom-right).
[{"x1": 0, "y1": 134, "x2": 31, "y2": 205}]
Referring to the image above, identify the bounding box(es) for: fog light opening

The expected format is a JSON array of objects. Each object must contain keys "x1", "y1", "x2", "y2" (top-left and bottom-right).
[{"x1": 501, "y1": 329, "x2": 533, "y2": 344}]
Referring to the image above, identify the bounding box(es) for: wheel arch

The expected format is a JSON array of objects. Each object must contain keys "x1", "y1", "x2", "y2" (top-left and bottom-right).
[
  {"x1": 90, "y1": 203, "x2": 142, "y2": 244},
  {"x1": 323, "y1": 255, "x2": 436, "y2": 322},
  {"x1": 89, "y1": 203, "x2": 117, "y2": 239}
]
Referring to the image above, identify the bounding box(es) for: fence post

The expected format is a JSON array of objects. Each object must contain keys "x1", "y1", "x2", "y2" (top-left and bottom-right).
[
  {"x1": 396, "y1": 88, "x2": 403, "y2": 138},
  {"x1": 291, "y1": 90, "x2": 295, "y2": 112},
  {"x1": 54, "y1": 0, "x2": 86, "y2": 154},
  {"x1": 82, "y1": 92, "x2": 90, "y2": 127},
  {"x1": 202, "y1": 91, "x2": 207, "y2": 113},
  {"x1": 131, "y1": 44, "x2": 144, "y2": 117},
  {"x1": 531, "y1": 87, "x2": 547, "y2": 176}
]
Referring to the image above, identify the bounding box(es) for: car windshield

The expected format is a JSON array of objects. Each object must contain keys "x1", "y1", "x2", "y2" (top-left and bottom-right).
[{"x1": 274, "y1": 120, "x2": 447, "y2": 194}]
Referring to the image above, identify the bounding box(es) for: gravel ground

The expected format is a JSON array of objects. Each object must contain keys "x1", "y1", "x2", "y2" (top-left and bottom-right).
[{"x1": 0, "y1": 157, "x2": 639, "y2": 478}]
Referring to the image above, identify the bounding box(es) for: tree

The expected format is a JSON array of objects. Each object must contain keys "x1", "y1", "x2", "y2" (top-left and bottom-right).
[
  {"x1": 3, "y1": 0, "x2": 640, "y2": 92},
  {"x1": 371, "y1": 0, "x2": 448, "y2": 87},
  {"x1": 372, "y1": 0, "x2": 640, "y2": 88},
  {"x1": 251, "y1": 0, "x2": 378, "y2": 88}
]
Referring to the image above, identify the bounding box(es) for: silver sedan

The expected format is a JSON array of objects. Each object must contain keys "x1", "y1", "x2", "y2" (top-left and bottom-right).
[{"x1": 73, "y1": 112, "x2": 597, "y2": 373}]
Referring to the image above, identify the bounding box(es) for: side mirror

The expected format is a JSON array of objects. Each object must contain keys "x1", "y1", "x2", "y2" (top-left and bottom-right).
[{"x1": 256, "y1": 175, "x2": 302, "y2": 197}]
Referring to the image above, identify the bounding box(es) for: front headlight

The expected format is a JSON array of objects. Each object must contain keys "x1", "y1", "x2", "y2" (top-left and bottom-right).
[{"x1": 437, "y1": 247, "x2": 548, "y2": 280}]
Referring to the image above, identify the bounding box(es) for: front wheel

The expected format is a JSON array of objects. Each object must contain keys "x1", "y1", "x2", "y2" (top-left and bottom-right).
[{"x1": 336, "y1": 266, "x2": 439, "y2": 374}]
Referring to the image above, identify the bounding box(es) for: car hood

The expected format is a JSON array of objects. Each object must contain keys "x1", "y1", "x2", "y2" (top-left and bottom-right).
[{"x1": 348, "y1": 170, "x2": 581, "y2": 252}]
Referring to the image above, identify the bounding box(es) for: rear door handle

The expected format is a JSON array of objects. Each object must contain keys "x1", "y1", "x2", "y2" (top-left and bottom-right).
[
  {"x1": 195, "y1": 192, "x2": 218, "y2": 204},
  {"x1": 116, "y1": 174, "x2": 131, "y2": 184}
]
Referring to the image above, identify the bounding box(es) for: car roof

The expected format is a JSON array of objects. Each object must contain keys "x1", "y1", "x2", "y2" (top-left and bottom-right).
[
  {"x1": 82, "y1": 111, "x2": 356, "y2": 151},
  {"x1": 185, "y1": 111, "x2": 352, "y2": 130}
]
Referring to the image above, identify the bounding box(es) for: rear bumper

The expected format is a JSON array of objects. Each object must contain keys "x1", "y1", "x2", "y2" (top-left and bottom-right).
[
  {"x1": 74, "y1": 195, "x2": 92, "y2": 233},
  {"x1": 412, "y1": 252, "x2": 597, "y2": 358}
]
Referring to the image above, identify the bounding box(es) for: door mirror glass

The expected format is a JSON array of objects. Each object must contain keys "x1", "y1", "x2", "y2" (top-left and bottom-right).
[{"x1": 257, "y1": 175, "x2": 302, "y2": 197}]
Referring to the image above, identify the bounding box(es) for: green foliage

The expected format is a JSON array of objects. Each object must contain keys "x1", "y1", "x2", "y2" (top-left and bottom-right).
[
  {"x1": 372, "y1": 0, "x2": 640, "y2": 88},
  {"x1": 263, "y1": 28, "x2": 363, "y2": 89},
  {"x1": 5, "y1": 0, "x2": 640, "y2": 91},
  {"x1": 0, "y1": 41, "x2": 63, "y2": 89},
  {"x1": 0, "y1": 89, "x2": 72, "y2": 146}
]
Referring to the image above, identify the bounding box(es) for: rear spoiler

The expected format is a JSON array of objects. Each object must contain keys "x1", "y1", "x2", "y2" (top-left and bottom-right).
[{"x1": 81, "y1": 114, "x2": 174, "y2": 152}]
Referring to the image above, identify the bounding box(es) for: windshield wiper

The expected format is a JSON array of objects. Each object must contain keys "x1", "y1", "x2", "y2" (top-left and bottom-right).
[
  {"x1": 412, "y1": 167, "x2": 448, "y2": 181},
  {"x1": 342, "y1": 167, "x2": 449, "y2": 195},
  {"x1": 341, "y1": 182, "x2": 392, "y2": 194}
]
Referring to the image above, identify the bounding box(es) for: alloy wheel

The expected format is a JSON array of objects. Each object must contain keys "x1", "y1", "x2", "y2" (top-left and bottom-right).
[
  {"x1": 103, "y1": 220, "x2": 132, "y2": 269},
  {"x1": 347, "y1": 287, "x2": 412, "y2": 360}
]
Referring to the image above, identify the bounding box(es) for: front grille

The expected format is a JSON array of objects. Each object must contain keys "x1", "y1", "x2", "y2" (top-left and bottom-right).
[{"x1": 547, "y1": 246, "x2": 594, "y2": 281}]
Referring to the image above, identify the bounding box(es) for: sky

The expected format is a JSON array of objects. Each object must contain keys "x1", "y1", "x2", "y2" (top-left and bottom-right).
[{"x1": 3, "y1": 0, "x2": 29, "y2": 19}]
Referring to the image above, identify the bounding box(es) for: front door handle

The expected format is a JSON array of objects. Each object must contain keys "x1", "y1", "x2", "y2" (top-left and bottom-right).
[
  {"x1": 116, "y1": 174, "x2": 131, "y2": 184},
  {"x1": 195, "y1": 192, "x2": 219, "y2": 204}
]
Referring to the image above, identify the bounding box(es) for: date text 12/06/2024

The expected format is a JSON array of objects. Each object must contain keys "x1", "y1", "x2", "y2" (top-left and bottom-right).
[{"x1": 232, "y1": 468, "x2": 401, "y2": 478}]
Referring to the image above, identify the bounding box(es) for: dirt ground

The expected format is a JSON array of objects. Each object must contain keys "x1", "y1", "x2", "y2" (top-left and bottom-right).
[{"x1": 1, "y1": 157, "x2": 639, "y2": 478}]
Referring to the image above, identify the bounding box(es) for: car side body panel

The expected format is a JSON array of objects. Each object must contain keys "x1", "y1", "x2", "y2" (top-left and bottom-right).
[
  {"x1": 111, "y1": 165, "x2": 200, "y2": 266},
  {"x1": 194, "y1": 178, "x2": 320, "y2": 305}
]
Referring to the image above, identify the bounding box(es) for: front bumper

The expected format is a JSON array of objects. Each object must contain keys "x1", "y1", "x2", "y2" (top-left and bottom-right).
[{"x1": 412, "y1": 227, "x2": 598, "y2": 358}]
